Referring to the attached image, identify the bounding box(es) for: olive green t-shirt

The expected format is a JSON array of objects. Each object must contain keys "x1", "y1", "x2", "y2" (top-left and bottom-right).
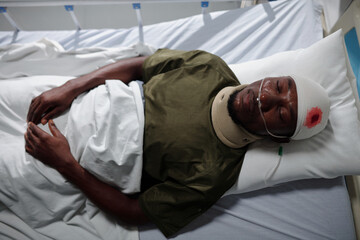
[{"x1": 139, "y1": 49, "x2": 247, "y2": 237}]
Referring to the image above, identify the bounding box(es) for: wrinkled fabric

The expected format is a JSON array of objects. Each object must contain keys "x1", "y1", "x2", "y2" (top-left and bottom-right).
[{"x1": 66, "y1": 80, "x2": 144, "y2": 194}]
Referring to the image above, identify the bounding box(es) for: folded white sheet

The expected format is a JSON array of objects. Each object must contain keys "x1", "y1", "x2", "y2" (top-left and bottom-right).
[
  {"x1": 0, "y1": 38, "x2": 155, "y2": 79},
  {"x1": 67, "y1": 80, "x2": 144, "y2": 194}
]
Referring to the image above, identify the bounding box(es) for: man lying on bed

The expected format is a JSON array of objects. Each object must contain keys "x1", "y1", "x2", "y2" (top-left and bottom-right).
[{"x1": 24, "y1": 49, "x2": 330, "y2": 237}]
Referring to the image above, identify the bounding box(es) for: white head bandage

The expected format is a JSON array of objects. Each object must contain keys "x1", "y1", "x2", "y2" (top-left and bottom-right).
[{"x1": 291, "y1": 76, "x2": 330, "y2": 140}]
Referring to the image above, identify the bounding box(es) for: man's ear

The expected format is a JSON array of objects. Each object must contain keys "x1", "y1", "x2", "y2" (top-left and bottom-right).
[{"x1": 270, "y1": 136, "x2": 290, "y2": 143}]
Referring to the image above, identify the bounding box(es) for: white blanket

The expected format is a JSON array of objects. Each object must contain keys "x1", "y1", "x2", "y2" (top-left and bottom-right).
[
  {"x1": 67, "y1": 80, "x2": 144, "y2": 193},
  {"x1": 0, "y1": 40, "x2": 154, "y2": 240}
]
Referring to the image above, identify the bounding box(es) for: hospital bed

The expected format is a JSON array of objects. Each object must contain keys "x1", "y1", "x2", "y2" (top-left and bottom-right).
[{"x1": 0, "y1": 0, "x2": 358, "y2": 239}]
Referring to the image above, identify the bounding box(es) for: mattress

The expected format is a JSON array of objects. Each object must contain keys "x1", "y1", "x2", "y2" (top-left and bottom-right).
[{"x1": 0, "y1": 0, "x2": 356, "y2": 239}]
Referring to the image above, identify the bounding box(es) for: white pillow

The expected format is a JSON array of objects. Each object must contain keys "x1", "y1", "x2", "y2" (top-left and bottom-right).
[{"x1": 225, "y1": 30, "x2": 360, "y2": 195}]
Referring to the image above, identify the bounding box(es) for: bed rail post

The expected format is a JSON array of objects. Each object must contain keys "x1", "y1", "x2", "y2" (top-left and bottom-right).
[
  {"x1": 201, "y1": 1, "x2": 209, "y2": 14},
  {"x1": 133, "y1": 3, "x2": 144, "y2": 44},
  {"x1": 64, "y1": 5, "x2": 81, "y2": 31},
  {"x1": 240, "y1": 0, "x2": 258, "y2": 8},
  {"x1": 0, "y1": 7, "x2": 20, "y2": 32}
]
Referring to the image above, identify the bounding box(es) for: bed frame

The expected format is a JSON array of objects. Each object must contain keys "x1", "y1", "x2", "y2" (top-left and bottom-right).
[
  {"x1": 0, "y1": 0, "x2": 267, "y2": 32},
  {"x1": 0, "y1": 1, "x2": 359, "y2": 239}
]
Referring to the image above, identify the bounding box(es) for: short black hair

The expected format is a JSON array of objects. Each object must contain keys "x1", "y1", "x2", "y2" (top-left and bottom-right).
[{"x1": 227, "y1": 89, "x2": 242, "y2": 125}]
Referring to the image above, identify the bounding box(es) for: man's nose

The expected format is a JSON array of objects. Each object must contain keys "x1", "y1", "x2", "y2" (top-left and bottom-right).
[{"x1": 259, "y1": 91, "x2": 284, "y2": 112}]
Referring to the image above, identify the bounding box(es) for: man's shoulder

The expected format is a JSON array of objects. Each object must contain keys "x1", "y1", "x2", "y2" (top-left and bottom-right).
[{"x1": 153, "y1": 48, "x2": 221, "y2": 62}]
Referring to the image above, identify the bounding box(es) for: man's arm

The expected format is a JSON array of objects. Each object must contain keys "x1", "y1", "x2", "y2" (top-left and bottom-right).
[
  {"x1": 24, "y1": 120, "x2": 149, "y2": 225},
  {"x1": 27, "y1": 56, "x2": 147, "y2": 125},
  {"x1": 61, "y1": 158, "x2": 148, "y2": 225},
  {"x1": 65, "y1": 56, "x2": 147, "y2": 98}
]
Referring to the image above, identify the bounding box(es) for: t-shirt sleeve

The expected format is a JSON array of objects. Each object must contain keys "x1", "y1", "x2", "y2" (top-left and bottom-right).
[{"x1": 142, "y1": 48, "x2": 236, "y2": 84}]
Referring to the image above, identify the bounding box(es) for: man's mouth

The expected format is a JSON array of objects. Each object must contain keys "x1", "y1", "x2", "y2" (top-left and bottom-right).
[{"x1": 242, "y1": 90, "x2": 256, "y2": 113}]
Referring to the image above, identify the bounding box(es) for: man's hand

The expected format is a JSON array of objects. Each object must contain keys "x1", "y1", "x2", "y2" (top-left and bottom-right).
[
  {"x1": 24, "y1": 120, "x2": 76, "y2": 172},
  {"x1": 24, "y1": 120, "x2": 148, "y2": 226},
  {"x1": 27, "y1": 56, "x2": 147, "y2": 125},
  {"x1": 27, "y1": 84, "x2": 76, "y2": 125}
]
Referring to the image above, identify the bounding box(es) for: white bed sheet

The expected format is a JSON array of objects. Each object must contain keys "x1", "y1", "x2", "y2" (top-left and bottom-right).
[
  {"x1": 140, "y1": 177, "x2": 354, "y2": 240},
  {"x1": 0, "y1": 0, "x2": 356, "y2": 239},
  {"x1": 0, "y1": 0, "x2": 322, "y2": 65}
]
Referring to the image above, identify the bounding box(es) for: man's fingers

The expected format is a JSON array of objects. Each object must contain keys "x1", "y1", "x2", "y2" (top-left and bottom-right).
[
  {"x1": 27, "y1": 98, "x2": 40, "y2": 122},
  {"x1": 48, "y1": 119, "x2": 62, "y2": 138},
  {"x1": 25, "y1": 139, "x2": 34, "y2": 155},
  {"x1": 32, "y1": 105, "x2": 46, "y2": 125},
  {"x1": 33, "y1": 105, "x2": 52, "y2": 125},
  {"x1": 41, "y1": 108, "x2": 60, "y2": 126},
  {"x1": 28, "y1": 122, "x2": 49, "y2": 139},
  {"x1": 25, "y1": 127, "x2": 35, "y2": 142},
  {"x1": 24, "y1": 130, "x2": 31, "y2": 146},
  {"x1": 24, "y1": 131, "x2": 35, "y2": 150},
  {"x1": 25, "y1": 145, "x2": 33, "y2": 154},
  {"x1": 24, "y1": 126, "x2": 39, "y2": 156},
  {"x1": 25, "y1": 135, "x2": 35, "y2": 155}
]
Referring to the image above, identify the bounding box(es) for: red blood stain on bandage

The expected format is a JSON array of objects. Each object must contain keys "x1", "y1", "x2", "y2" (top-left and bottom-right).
[{"x1": 304, "y1": 107, "x2": 323, "y2": 128}]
